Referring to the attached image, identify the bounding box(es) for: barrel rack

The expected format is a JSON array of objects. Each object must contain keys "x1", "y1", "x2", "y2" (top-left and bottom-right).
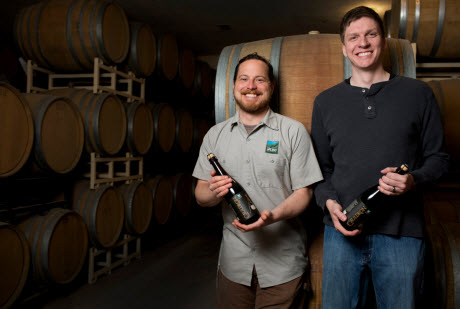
[
  {"x1": 416, "y1": 62, "x2": 460, "y2": 82},
  {"x1": 24, "y1": 57, "x2": 147, "y2": 284},
  {"x1": 26, "y1": 57, "x2": 145, "y2": 102}
]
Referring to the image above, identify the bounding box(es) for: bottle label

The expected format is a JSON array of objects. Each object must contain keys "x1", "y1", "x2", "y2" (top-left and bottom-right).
[{"x1": 230, "y1": 193, "x2": 256, "y2": 220}]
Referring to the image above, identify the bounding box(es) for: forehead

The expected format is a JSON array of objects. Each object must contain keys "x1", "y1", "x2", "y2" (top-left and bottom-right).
[
  {"x1": 237, "y1": 59, "x2": 269, "y2": 77},
  {"x1": 344, "y1": 16, "x2": 379, "y2": 34}
]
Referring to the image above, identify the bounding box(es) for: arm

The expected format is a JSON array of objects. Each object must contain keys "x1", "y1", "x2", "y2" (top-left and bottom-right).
[{"x1": 232, "y1": 186, "x2": 313, "y2": 232}]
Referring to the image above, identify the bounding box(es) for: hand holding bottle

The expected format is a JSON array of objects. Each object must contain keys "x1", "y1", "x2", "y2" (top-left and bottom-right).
[
  {"x1": 232, "y1": 209, "x2": 275, "y2": 232},
  {"x1": 326, "y1": 199, "x2": 361, "y2": 236},
  {"x1": 207, "y1": 170, "x2": 233, "y2": 199},
  {"x1": 378, "y1": 166, "x2": 415, "y2": 196}
]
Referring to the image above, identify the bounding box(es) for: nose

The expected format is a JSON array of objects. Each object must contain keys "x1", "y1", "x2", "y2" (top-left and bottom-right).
[
  {"x1": 358, "y1": 35, "x2": 370, "y2": 47},
  {"x1": 247, "y1": 78, "x2": 257, "y2": 90}
]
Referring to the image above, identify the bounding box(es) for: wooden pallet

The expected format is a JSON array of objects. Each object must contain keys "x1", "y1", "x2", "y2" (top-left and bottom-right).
[
  {"x1": 26, "y1": 58, "x2": 145, "y2": 102},
  {"x1": 88, "y1": 234, "x2": 141, "y2": 284},
  {"x1": 85, "y1": 153, "x2": 143, "y2": 189}
]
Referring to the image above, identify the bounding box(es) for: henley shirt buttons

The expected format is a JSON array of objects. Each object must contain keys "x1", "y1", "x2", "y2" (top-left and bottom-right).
[
  {"x1": 368, "y1": 106, "x2": 372, "y2": 110},
  {"x1": 362, "y1": 89, "x2": 365, "y2": 93},
  {"x1": 246, "y1": 160, "x2": 250, "y2": 163}
]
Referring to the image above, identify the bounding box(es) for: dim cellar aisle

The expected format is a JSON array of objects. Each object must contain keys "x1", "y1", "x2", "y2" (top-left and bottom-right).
[{"x1": 15, "y1": 218, "x2": 221, "y2": 309}]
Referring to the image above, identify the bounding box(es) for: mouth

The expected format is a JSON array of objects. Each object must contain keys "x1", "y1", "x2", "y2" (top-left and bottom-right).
[
  {"x1": 357, "y1": 51, "x2": 372, "y2": 57},
  {"x1": 241, "y1": 91, "x2": 262, "y2": 98}
]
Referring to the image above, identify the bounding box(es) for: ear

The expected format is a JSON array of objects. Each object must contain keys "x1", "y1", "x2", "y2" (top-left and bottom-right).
[{"x1": 342, "y1": 44, "x2": 348, "y2": 58}]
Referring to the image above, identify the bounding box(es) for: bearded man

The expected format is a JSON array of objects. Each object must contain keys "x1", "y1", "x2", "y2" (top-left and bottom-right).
[{"x1": 193, "y1": 53, "x2": 323, "y2": 309}]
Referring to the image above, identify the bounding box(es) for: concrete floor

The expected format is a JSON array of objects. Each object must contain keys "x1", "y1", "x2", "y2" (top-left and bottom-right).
[{"x1": 14, "y1": 208, "x2": 222, "y2": 309}]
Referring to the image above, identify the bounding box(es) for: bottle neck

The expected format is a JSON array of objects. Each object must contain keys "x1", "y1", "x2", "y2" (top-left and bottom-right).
[{"x1": 209, "y1": 158, "x2": 228, "y2": 176}]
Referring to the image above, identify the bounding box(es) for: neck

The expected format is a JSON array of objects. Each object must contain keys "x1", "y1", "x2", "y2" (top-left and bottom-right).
[
  {"x1": 239, "y1": 107, "x2": 269, "y2": 125},
  {"x1": 350, "y1": 65, "x2": 390, "y2": 88}
]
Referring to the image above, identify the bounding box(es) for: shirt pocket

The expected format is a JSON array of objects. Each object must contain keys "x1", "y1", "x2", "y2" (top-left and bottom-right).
[{"x1": 254, "y1": 156, "x2": 286, "y2": 189}]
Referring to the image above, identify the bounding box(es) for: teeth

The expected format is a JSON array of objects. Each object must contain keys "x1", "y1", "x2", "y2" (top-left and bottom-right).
[
  {"x1": 358, "y1": 52, "x2": 372, "y2": 56},
  {"x1": 245, "y1": 94, "x2": 257, "y2": 97}
]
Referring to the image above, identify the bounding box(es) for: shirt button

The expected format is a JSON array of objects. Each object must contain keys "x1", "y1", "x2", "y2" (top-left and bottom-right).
[
  {"x1": 247, "y1": 182, "x2": 250, "y2": 186},
  {"x1": 271, "y1": 160, "x2": 274, "y2": 163},
  {"x1": 362, "y1": 89, "x2": 365, "y2": 93},
  {"x1": 248, "y1": 138, "x2": 251, "y2": 141},
  {"x1": 368, "y1": 106, "x2": 372, "y2": 110}
]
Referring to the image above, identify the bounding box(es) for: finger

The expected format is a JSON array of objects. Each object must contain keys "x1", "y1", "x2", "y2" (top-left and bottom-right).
[{"x1": 381, "y1": 167, "x2": 397, "y2": 175}]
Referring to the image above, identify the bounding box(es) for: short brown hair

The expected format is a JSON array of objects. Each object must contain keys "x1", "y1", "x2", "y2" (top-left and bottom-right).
[
  {"x1": 233, "y1": 53, "x2": 274, "y2": 84},
  {"x1": 340, "y1": 6, "x2": 385, "y2": 43}
]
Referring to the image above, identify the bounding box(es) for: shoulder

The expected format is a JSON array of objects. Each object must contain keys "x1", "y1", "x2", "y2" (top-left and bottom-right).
[
  {"x1": 273, "y1": 113, "x2": 307, "y2": 131},
  {"x1": 314, "y1": 81, "x2": 348, "y2": 105}
]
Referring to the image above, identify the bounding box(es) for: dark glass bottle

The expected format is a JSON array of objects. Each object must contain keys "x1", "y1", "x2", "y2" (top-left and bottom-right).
[
  {"x1": 341, "y1": 164, "x2": 409, "y2": 231},
  {"x1": 207, "y1": 153, "x2": 260, "y2": 224}
]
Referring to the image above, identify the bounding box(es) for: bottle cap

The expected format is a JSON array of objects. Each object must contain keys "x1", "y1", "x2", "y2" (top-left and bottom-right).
[{"x1": 207, "y1": 153, "x2": 215, "y2": 160}]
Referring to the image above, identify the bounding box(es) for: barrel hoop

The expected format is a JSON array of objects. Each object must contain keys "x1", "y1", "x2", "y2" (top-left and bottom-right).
[
  {"x1": 32, "y1": 96, "x2": 56, "y2": 171},
  {"x1": 441, "y1": 223, "x2": 460, "y2": 306},
  {"x1": 227, "y1": 43, "x2": 244, "y2": 119},
  {"x1": 124, "y1": 182, "x2": 139, "y2": 234},
  {"x1": 215, "y1": 45, "x2": 233, "y2": 123},
  {"x1": 152, "y1": 104, "x2": 161, "y2": 142},
  {"x1": 398, "y1": 0, "x2": 408, "y2": 38},
  {"x1": 83, "y1": 92, "x2": 100, "y2": 153},
  {"x1": 88, "y1": 1, "x2": 100, "y2": 63},
  {"x1": 81, "y1": 187, "x2": 96, "y2": 244},
  {"x1": 66, "y1": 0, "x2": 86, "y2": 70},
  {"x1": 387, "y1": 39, "x2": 400, "y2": 75},
  {"x1": 74, "y1": 183, "x2": 89, "y2": 215},
  {"x1": 78, "y1": 0, "x2": 93, "y2": 65},
  {"x1": 96, "y1": 1, "x2": 111, "y2": 64},
  {"x1": 343, "y1": 56, "x2": 352, "y2": 80},
  {"x1": 30, "y1": 214, "x2": 48, "y2": 281},
  {"x1": 399, "y1": 39, "x2": 416, "y2": 78},
  {"x1": 14, "y1": 9, "x2": 28, "y2": 61},
  {"x1": 130, "y1": 23, "x2": 141, "y2": 75},
  {"x1": 90, "y1": 186, "x2": 110, "y2": 247},
  {"x1": 34, "y1": 1, "x2": 52, "y2": 68},
  {"x1": 25, "y1": 6, "x2": 37, "y2": 63},
  {"x1": 92, "y1": 93, "x2": 112, "y2": 155},
  {"x1": 430, "y1": 0, "x2": 446, "y2": 57},
  {"x1": 269, "y1": 37, "x2": 283, "y2": 113},
  {"x1": 411, "y1": 0, "x2": 421, "y2": 43},
  {"x1": 40, "y1": 209, "x2": 68, "y2": 282}
]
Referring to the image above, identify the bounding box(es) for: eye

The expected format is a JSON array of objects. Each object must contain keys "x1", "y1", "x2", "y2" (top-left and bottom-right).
[
  {"x1": 239, "y1": 77, "x2": 248, "y2": 82},
  {"x1": 256, "y1": 78, "x2": 266, "y2": 83}
]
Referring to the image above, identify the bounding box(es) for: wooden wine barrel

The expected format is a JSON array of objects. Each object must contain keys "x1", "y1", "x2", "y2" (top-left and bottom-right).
[
  {"x1": 0, "y1": 222, "x2": 30, "y2": 309},
  {"x1": 13, "y1": 0, "x2": 130, "y2": 71},
  {"x1": 192, "y1": 118, "x2": 210, "y2": 151},
  {"x1": 127, "y1": 22, "x2": 156, "y2": 77},
  {"x1": 17, "y1": 208, "x2": 88, "y2": 284},
  {"x1": 0, "y1": 82, "x2": 34, "y2": 177},
  {"x1": 145, "y1": 175, "x2": 173, "y2": 225},
  {"x1": 215, "y1": 35, "x2": 415, "y2": 130},
  {"x1": 306, "y1": 226, "x2": 324, "y2": 309},
  {"x1": 175, "y1": 109, "x2": 194, "y2": 152},
  {"x1": 390, "y1": 0, "x2": 460, "y2": 59},
  {"x1": 192, "y1": 61, "x2": 213, "y2": 98},
  {"x1": 22, "y1": 94, "x2": 84, "y2": 174},
  {"x1": 72, "y1": 181, "x2": 124, "y2": 248},
  {"x1": 425, "y1": 222, "x2": 460, "y2": 309},
  {"x1": 424, "y1": 191, "x2": 460, "y2": 225},
  {"x1": 178, "y1": 48, "x2": 196, "y2": 89},
  {"x1": 49, "y1": 88, "x2": 126, "y2": 156},
  {"x1": 156, "y1": 34, "x2": 179, "y2": 80},
  {"x1": 147, "y1": 102, "x2": 176, "y2": 152},
  {"x1": 118, "y1": 181, "x2": 153, "y2": 236},
  {"x1": 172, "y1": 173, "x2": 194, "y2": 217},
  {"x1": 384, "y1": 10, "x2": 392, "y2": 38},
  {"x1": 125, "y1": 102, "x2": 154, "y2": 155},
  {"x1": 427, "y1": 80, "x2": 460, "y2": 167}
]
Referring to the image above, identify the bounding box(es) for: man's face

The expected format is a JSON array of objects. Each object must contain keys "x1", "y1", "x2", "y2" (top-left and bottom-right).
[
  {"x1": 342, "y1": 17, "x2": 386, "y2": 72},
  {"x1": 233, "y1": 59, "x2": 274, "y2": 114}
]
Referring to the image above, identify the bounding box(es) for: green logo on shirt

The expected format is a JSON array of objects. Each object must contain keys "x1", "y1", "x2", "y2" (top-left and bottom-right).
[{"x1": 265, "y1": 141, "x2": 279, "y2": 154}]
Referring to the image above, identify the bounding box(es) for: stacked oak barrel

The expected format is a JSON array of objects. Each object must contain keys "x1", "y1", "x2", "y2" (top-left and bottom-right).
[{"x1": 1, "y1": 0, "x2": 214, "y2": 307}]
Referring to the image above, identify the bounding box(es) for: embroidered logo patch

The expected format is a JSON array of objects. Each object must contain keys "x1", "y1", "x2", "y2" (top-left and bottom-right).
[{"x1": 265, "y1": 141, "x2": 279, "y2": 154}]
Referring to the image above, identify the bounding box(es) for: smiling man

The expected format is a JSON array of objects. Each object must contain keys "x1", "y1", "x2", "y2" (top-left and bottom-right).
[
  {"x1": 193, "y1": 53, "x2": 323, "y2": 309},
  {"x1": 311, "y1": 6, "x2": 449, "y2": 309}
]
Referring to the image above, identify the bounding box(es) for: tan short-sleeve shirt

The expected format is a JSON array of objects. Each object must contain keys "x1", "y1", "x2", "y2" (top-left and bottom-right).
[{"x1": 193, "y1": 109, "x2": 323, "y2": 288}]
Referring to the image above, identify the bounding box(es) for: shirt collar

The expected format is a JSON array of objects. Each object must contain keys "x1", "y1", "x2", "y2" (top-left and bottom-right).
[{"x1": 230, "y1": 109, "x2": 279, "y2": 131}]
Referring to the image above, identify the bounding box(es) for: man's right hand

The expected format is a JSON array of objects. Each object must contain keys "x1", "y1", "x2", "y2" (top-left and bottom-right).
[
  {"x1": 208, "y1": 170, "x2": 233, "y2": 199},
  {"x1": 325, "y1": 199, "x2": 361, "y2": 236}
]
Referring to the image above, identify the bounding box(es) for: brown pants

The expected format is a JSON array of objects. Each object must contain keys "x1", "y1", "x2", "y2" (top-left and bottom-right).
[{"x1": 216, "y1": 268, "x2": 307, "y2": 309}]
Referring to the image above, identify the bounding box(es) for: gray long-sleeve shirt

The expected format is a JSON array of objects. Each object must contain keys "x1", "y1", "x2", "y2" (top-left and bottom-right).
[{"x1": 311, "y1": 75, "x2": 449, "y2": 237}]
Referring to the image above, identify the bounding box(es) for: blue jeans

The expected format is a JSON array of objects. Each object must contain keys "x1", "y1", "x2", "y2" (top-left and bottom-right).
[{"x1": 322, "y1": 225, "x2": 425, "y2": 309}]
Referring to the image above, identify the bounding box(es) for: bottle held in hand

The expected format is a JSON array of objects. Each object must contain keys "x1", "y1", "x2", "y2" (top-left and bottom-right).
[
  {"x1": 341, "y1": 164, "x2": 409, "y2": 231},
  {"x1": 207, "y1": 153, "x2": 260, "y2": 224}
]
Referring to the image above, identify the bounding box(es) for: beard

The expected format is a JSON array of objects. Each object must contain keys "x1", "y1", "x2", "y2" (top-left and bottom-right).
[{"x1": 234, "y1": 91, "x2": 271, "y2": 114}]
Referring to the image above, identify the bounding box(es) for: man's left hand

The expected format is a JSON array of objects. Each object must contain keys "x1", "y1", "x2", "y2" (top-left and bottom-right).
[
  {"x1": 378, "y1": 167, "x2": 416, "y2": 196},
  {"x1": 232, "y1": 209, "x2": 275, "y2": 232}
]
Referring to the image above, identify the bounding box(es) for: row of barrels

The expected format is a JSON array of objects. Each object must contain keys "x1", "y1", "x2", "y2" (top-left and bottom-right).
[
  {"x1": 306, "y1": 190, "x2": 460, "y2": 309},
  {"x1": 0, "y1": 82, "x2": 211, "y2": 178},
  {"x1": 214, "y1": 35, "x2": 460, "y2": 168},
  {"x1": 13, "y1": 0, "x2": 214, "y2": 98},
  {"x1": 0, "y1": 173, "x2": 195, "y2": 309},
  {"x1": 388, "y1": 0, "x2": 460, "y2": 60}
]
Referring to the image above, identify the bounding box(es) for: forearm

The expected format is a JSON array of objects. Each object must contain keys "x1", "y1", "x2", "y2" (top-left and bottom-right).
[
  {"x1": 271, "y1": 187, "x2": 313, "y2": 222},
  {"x1": 195, "y1": 180, "x2": 223, "y2": 207}
]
